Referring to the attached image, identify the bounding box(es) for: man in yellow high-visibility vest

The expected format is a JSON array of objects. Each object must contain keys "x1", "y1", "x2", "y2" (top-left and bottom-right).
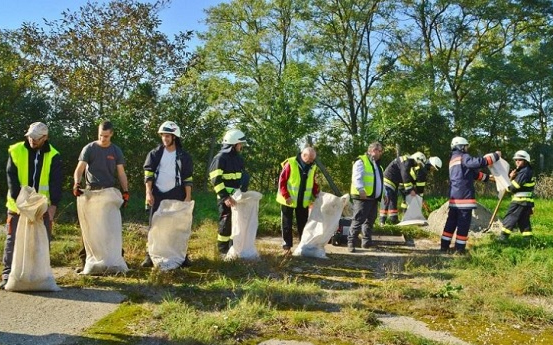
[
  {"x1": 348, "y1": 142, "x2": 385, "y2": 253},
  {"x1": 276, "y1": 147, "x2": 319, "y2": 254},
  {"x1": 1, "y1": 122, "x2": 62, "y2": 289}
]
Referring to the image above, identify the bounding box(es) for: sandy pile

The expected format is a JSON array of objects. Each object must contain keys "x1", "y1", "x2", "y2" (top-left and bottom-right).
[{"x1": 425, "y1": 202, "x2": 503, "y2": 236}]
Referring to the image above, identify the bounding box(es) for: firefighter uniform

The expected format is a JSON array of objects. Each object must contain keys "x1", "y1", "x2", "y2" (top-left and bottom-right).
[
  {"x1": 209, "y1": 130, "x2": 247, "y2": 254},
  {"x1": 441, "y1": 142, "x2": 499, "y2": 253},
  {"x1": 380, "y1": 155, "x2": 418, "y2": 225},
  {"x1": 500, "y1": 153, "x2": 535, "y2": 239}
]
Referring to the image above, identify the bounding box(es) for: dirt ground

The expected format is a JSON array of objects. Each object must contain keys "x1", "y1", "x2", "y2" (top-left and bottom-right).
[{"x1": 0, "y1": 220, "x2": 478, "y2": 345}]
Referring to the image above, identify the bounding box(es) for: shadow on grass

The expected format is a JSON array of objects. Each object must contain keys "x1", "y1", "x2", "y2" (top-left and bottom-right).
[{"x1": 0, "y1": 331, "x2": 191, "y2": 345}]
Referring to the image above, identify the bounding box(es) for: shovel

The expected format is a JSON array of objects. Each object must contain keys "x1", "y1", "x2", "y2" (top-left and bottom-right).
[{"x1": 483, "y1": 189, "x2": 506, "y2": 233}]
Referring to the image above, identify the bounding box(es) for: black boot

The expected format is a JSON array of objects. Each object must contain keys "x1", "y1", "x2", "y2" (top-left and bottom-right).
[
  {"x1": 217, "y1": 240, "x2": 230, "y2": 254},
  {"x1": 180, "y1": 255, "x2": 192, "y2": 268},
  {"x1": 141, "y1": 253, "x2": 153, "y2": 267},
  {"x1": 440, "y1": 239, "x2": 451, "y2": 252}
]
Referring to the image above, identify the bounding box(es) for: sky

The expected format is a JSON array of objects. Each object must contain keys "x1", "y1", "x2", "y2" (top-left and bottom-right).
[{"x1": 0, "y1": 0, "x2": 227, "y2": 50}]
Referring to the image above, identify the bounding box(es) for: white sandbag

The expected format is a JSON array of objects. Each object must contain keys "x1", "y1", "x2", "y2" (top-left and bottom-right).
[
  {"x1": 293, "y1": 193, "x2": 348, "y2": 259},
  {"x1": 5, "y1": 186, "x2": 60, "y2": 292},
  {"x1": 225, "y1": 190, "x2": 263, "y2": 260},
  {"x1": 397, "y1": 194, "x2": 428, "y2": 226},
  {"x1": 148, "y1": 199, "x2": 194, "y2": 270},
  {"x1": 77, "y1": 188, "x2": 128, "y2": 275},
  {"x1": 489, "y1": 158, "x2": 511, "y2": 195}
]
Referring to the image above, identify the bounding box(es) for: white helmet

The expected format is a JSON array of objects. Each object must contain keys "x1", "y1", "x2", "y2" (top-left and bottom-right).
[
  {"x1": 222, "y1": 129, "x2": 247, "y2": 145},
  {"x1": 451, "y1": 136, "x2": 469, "y2": 149},
  {"x1": 410, "y1": 151, "x2": 427, "y2": 166},
  {"x1": 158, "y1": 121, "x2": 181, "y2": 138},
  {"x1": 428, "y1": 156, "x2": 442, "y2": 170},
  {"x1": 513, "y1": 150, "x2": 530, "y2": 162}
]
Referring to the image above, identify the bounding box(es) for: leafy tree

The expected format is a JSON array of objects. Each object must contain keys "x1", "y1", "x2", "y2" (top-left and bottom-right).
[
  {"x1": 4, "y1": 0, "x2": 192, "y2": 134},
  {"x1": 200, "y1": 0, "x2": 320, "y2": 191},
  {"x1": 0, "y1": 39, "x2": 50, "y2": 191},
  {"x1": 302, "y1": 0, "x2": 396, "y2": 153}
]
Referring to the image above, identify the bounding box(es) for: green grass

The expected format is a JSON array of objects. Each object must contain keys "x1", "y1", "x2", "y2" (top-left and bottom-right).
[{"x1": 2, "y1": 192, "x2": 553, "y2": 344}]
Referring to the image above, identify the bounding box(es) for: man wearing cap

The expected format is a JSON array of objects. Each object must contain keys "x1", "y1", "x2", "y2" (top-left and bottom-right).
[{"x1": 1, "y1": 122, "x2": 63, "y2": 289}]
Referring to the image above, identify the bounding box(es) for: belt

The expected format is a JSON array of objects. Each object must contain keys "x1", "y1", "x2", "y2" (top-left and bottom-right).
[{"x1": 86, "y1": 185, "x2": 108, "y2": 191}]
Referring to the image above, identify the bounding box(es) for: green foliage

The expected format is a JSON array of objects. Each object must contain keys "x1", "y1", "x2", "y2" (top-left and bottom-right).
[{"x1": 431, "y1": 282, "x2": 463, "y2": 299}]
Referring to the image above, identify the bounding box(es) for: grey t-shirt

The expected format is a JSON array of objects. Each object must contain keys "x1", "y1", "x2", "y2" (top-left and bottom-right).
[{"x1": 79, "y1": 142, "x2": 125, "y2": 189}]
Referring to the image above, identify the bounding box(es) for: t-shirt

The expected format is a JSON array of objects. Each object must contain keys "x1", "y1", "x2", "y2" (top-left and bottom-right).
[
  {"x1": 155, "y1": 149, "x2": 176, "y2": 193},
  {"x1": 79, "y1": 142, "x2": 125, "y2": 188}
]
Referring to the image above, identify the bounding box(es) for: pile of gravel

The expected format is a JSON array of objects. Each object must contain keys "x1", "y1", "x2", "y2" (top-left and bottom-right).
[{"x1": 425, "y1": 202, "x2": 503, "y2": 236}]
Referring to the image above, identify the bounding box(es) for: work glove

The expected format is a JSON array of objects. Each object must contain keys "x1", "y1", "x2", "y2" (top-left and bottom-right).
[
  {"x1": 73, "y1": 184, "x2": 83, "y2": 197},
  {"x1": 122, "y1": 191, "x2": 130, "y2": 208}
]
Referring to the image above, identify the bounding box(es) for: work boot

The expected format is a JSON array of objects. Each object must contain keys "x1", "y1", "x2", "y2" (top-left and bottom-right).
[
  {"x1": 454, "y1": 243, "x2": 467, "y2": 255},
  {"x1": 0, "y1": 279, "x2": 7, "y2": 290},
  {"x1": 217, "y1": 240, "x2": 230, "y2": 254},
  {"x1": 347, "y1": 242, "x2": 356, "y2": 253},
  {"x1": 180, "y1": 255, "x2": 192, "y2": 268},
  {"x1": 141, "y1": 253, "x2": 154, "y2": 268}
]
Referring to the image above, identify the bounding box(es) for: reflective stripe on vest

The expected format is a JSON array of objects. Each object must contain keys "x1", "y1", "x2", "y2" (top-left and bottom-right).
[
  {"x1": 6, "y1": 142, "x2": 58, "y2": 213},
  {"x1": 350, "y1": 155, "x2": 378, "y2": 196},
  {"x1": 511, "y1": 178, "x2": 535, "y2": 203},
  {"x1": 276, "y1": 157, "x2": 316, "y2": 208}
]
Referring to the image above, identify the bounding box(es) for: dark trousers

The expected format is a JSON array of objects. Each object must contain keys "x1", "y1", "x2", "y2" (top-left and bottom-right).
[
  {"x1": 281, "y1": 204, "x2": 309, "y2": 249},
  {"x1": 148, "y1": 186, "x2": 186, "y2": 227},
  {"x1": 379, "y1": 186, "x2": 399, "y2": 224},
  {"x1": 348, "y1": 198, "x2": 378, "y2": 247},
  {"x1": 2, "y1": 212, "x2": 52, "y2": 280},
  {"x1": 502, "y1": 203, "x2": 532, "y2": 235},
  {"x1": 441, "y1": 208, "x2": 472, "y2": 250},
  {"x1": 217, "y1": 198, "x2": 233, "y2": 254}
]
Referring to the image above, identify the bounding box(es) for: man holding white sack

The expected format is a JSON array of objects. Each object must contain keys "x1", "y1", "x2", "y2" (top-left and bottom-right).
[
  {"x1": 73, "y1": 120, "x2": 129, "y2": 274},
  {"x1": 141, "y1": 121, "x2": 194, "y2": 268},
  {"x1": 276, "y1": 147, "x2": 319, "y2": 255},
  {"x1": 1, "y1": 122, "x2": 63, "y2": 289},
  {"x1": 209, "y1": 129, "x2": 249, "y2": 255}
]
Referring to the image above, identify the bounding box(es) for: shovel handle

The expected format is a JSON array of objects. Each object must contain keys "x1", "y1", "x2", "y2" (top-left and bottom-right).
[{"x1": 484, "y1": 191, "x2": 506, "y2": 232}]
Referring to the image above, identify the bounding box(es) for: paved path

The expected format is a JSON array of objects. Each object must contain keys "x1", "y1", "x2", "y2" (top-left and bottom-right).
[{"x1": 0, "y1": 268, "x2": 125, "y2": 345}]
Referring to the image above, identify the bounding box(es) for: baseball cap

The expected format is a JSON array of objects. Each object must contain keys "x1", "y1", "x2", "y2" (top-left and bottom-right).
[{"x1": 25, "y1": 122, "x2": 49, "y2": 140}]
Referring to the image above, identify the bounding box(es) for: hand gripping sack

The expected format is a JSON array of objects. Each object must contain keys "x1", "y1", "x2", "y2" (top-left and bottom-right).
[
  {"x1": 77, "y1": 188, "x2": 128, "y2": 275},
  {"x1": 293, "y1": 192, "x2": 349, "y2": 259},
  {"x1": 148, "y1": 199, "x2": 194, "y2": 270},
  {"x1": 225, "y1": 190, "x2": 263, "y2": 260},
  {"x1": 5, "y1": 186, "x2": 60, "y2": 291}
]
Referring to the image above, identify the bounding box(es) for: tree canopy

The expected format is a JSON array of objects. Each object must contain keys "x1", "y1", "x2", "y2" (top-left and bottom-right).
[{"x1": 1, "y1": 0, "x2": 553, "y2": 194}]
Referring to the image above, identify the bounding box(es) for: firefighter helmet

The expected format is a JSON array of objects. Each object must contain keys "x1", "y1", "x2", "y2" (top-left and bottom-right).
[
  {"x1": 158, "y1": 121, "x2": 181, "y2": 138},
  {"x1": 410, "y1": 151, "x2": 427, "y2": 166},
  {"x1": 222, "y1": 129, "x2": 248, "y2": 145},
  {"x1": 451, "y1": 136, "x2": 469, "y2": 150},
  {"x1": 513, "y1": 150, "x2": 530, "y2": 163},
  {"x1": 428, "y1": 156, "x2": 442, "y2": 170}
]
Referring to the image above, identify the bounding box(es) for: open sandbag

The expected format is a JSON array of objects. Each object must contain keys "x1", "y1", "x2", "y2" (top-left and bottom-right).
[
  {"x1": 226, "y1": 190, "x2": 263, "y2": 260},
  {"x1": 77, "y1": 188, "x2": 128, "y2": 275},
  {"x1": 5, "y1": 186, "x2": 60, "y2": 292},
  {"x1": 397, "y1": 194, "x2": 428, "y2": 226},
  {"x1": 293, "y1": 193, "x2": 349, "y2": 259},
  {"x1": 148, "y1": 199, "x2": 194, "y2": 270},
  {"x1": 489, "y1": 158, "x2": 512, "y2": 193}
]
